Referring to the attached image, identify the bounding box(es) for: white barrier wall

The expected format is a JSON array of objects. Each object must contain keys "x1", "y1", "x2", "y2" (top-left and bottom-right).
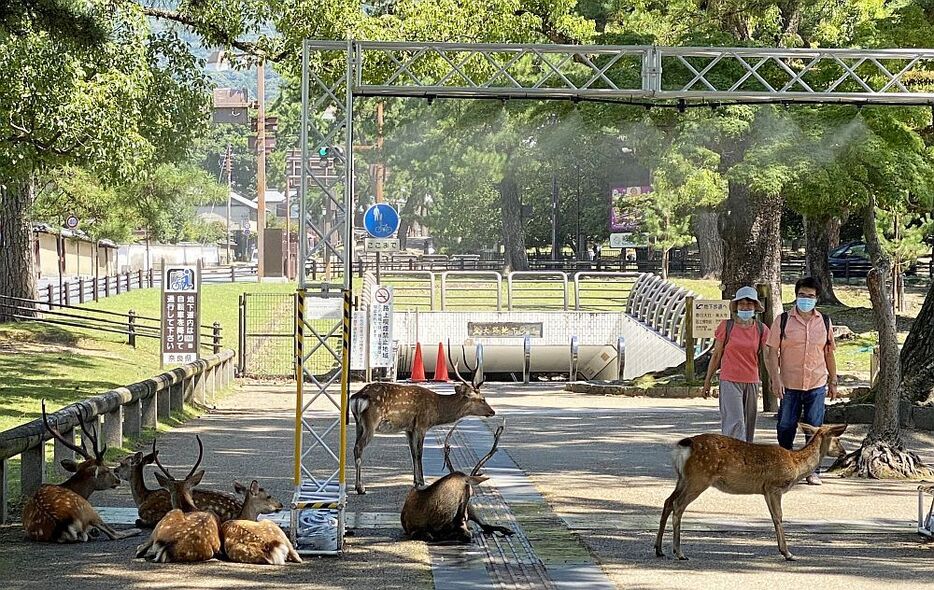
[{"x1": 394, "y1": 311, "x2": 684, "y2": 380}]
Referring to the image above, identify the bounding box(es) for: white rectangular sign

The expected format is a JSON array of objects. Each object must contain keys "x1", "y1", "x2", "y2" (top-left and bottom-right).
[
  {"x1": 692, "y1": 300, "x2": 731, "y2": 339},
  {"x1": 365, "y1": 237, "x2": 401, "y2": 253},
  {"x1": 161, "y1": 264, "x2": 200, "y2": 366},
  {"x1": 369, "y1": 286, "x2": 394, "y2": 368},
  {"x1": 610, "y1": 233, "x2": 641, "y2": 248}
]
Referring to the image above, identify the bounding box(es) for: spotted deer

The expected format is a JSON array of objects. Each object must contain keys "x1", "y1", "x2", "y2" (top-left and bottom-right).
[
  {"x1": 220, "y1": 480, "x2": 302, "y2": 565},
  {"x1": 136, "y1": 436, "x2": 221, "y2": 563},
  {"x1": 350, "y1": 346, "x2": 495, "y2": 494},
  {"x1": 117, "y1": 439, "x2": 242, "y2": 528},
  {"x1": 23, "y1": 401, "x2": 141, "y2": 543},
  {"x1": 401, "y1": 419, "x2": 513, "y2": 543},
  {"x1": 655, "y1": 423, "x2": 848, "y2": 561}
]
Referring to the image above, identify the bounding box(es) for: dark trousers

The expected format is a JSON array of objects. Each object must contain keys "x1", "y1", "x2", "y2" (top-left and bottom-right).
[{"x1": 776, "y1": 386, "x2": 826, "y2": 450}]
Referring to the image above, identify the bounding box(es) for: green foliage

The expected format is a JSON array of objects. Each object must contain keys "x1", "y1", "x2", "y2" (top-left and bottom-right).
[{"x1": 33, "y1": 166, "x2": 137, "y2": 242}]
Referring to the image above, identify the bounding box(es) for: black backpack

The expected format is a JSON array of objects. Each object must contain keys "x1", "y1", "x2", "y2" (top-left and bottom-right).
[{"x1": 778, "y1": 311, "x2": 832, "y2": 347}]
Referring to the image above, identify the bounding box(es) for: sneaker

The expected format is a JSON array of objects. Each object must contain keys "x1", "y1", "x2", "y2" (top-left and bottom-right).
[{"x1": 805, "y1": 473, "x2": 822, "y2": 486}]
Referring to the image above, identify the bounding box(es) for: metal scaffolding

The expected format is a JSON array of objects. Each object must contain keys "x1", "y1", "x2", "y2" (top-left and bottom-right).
[{"x1": 292, "y1": 39, "x2": 934, "y2": 555}]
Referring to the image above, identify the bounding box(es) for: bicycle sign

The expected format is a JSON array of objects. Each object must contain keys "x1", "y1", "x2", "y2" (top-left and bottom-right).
[{"x1": 363, "y1": 203, "x2": 400, "y2": 238}]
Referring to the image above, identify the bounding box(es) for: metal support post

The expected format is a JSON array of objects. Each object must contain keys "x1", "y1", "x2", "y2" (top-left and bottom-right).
[
  {"x1": 616, "y1": 336, "x2": 626, "y2": 383},
  {"x1": 569, "y1": 336, "x2": 580, "y2": 382}
]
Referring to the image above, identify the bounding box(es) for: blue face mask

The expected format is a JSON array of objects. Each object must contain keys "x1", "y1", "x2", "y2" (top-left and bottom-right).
[
  {"x1": 797, "y1": 297, "x2": 817, "y2": 312},
  {"x1": 736, "y1": 310, "x2": 755, "y2": 321}
]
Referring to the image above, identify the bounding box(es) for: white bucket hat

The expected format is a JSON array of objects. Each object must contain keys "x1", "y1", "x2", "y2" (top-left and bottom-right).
[{"x1": 730, "y1": 286, "x2": 764, "y2": 313}]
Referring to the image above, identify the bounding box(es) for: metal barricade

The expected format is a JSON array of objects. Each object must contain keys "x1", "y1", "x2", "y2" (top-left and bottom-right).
[
  {"x1": 440, "y1": 271, "x2": 502, "y2": 310},
  {"x1": 573, "y1": 271, "x2": 642, "y2": 311},
  {"x1": 507, "y1": 271, "x2": 569, "y2": 310}
]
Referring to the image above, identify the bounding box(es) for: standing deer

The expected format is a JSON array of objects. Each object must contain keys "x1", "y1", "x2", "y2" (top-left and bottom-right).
[
  {"x1": 401, "y1": 419, "x2": 513, "y2": 542},
  {"x1": 655, "y1": 423, "x2": 848, "y2": 561},
  {"x1": 350, "y1": 347, "x2": 495, "y2": 494},
  {"x1": 136, "y1": 436, "x2": 221, "y2": 563},
  {"x1": 221, "y1": 480, "x2": 302, "y2": 565},
  {"x1": 23, "y1": 401, "x2": 141, "y2": 542},
  {"x1": 117, "y1": 440, "x2": 242, "y2": 527}
]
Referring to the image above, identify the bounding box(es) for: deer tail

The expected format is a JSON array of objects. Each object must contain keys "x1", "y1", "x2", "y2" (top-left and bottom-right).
[
  {"x1": 349, "y1": 393, "x2": 369, "y2": 425},
  {"x1": 671, "y1": 438, "x2": 693, "y2": 477}
]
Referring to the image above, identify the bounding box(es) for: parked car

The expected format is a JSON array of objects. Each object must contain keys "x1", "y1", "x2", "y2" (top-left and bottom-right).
[{"x1": 828, "y1": 241, "x2": 917, "y2": 278}]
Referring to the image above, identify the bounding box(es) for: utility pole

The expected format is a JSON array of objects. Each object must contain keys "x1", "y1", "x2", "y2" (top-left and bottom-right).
[
  {"x1": 225, "y1": 144, "x2": 232, "y2": 265},
  {"x1": 551, "y1": 173, "x2": 559, "y2": 261},
  {"x1": 285, "y1": 174, "x2": 291, "y2": 279},
  {"x1": 256, "y1": 60, "x2": 266, "y2": 281}
]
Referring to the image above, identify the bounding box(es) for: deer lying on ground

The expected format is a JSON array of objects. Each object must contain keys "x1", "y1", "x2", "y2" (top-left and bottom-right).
[
  {"x1": 221, "y1": 480, "x2": 302, "y2": 565},
  {"x1": 23, "y1": 401, "x2": 141, "y2": 543},
  {"x1": 654, "y1": 423, "x2": 848, "y2": 561},
  {"x1": 136, "y1": 436, "x2": 221, "y2": 562},
  {"x1": 350, "y1": 346, "x2": 495, "y2": 494},
  {"x1": 401, "y1": 420, "x2": 513, "y2": 543},
  {"x1": 117, "y1": 439, "x2": 242, "y2": 527}
]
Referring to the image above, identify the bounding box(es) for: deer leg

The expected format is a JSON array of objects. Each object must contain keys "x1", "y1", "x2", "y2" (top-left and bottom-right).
[
  {"x1": 671, "y1": 484, "x2": 707, "y2": 561},
  {"x1": 406, "y1": 431, "x2": 425, "y2": 487},
  {"x1": 414, "y1": 432, "x2": 426, "y2": 487},
  {"x1": 765, "y1": 492, "x2": 794, "y2": 560},
  {"x1": 655, "y1": 480, "x2": 685, "y2": 557},
  {"x1": 353, "y1": 420, "x2": 373, "y2": 495},
  {"x1": 468, "y1": 504, "x2": 513, "y2": 537},
  {"x1": 92, "y1": 518, "x2": 142, "y2": 540}
]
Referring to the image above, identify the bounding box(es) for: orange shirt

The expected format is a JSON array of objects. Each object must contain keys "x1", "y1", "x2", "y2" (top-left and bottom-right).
[
  {"x1": 765, "y1": 308, "x2": 836, "y2": 391},
  {"x1": 714, "y1": 320, "x2": 770, "y2": 384}
]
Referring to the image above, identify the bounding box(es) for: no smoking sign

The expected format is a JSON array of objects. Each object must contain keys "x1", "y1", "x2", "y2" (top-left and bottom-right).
[{"x1": 374, "y1": 287, "x2": 392, "y2": 304}]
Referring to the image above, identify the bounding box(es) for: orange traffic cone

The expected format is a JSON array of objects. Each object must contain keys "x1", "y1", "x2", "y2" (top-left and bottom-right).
[
  {"x1": 432, "y1": 342, "x2": 450, "y2": 382},
  {"x1": 411, "y1": 343, "x2": 426, "y2": 382}
]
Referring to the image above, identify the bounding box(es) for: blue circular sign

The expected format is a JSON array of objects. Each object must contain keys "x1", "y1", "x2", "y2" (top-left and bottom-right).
[{"x1": 363, "y1": 203, "x2": 400, "y2": 238}]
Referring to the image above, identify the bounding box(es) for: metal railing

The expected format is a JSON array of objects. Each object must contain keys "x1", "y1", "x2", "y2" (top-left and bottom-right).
[
  {"x1": 440, "y1": 271, "x2": 503, "y2": 311},
  {"x1": 0, "y1": 349, "x2": 235, "y2": 522},
  {"x1": 573, "y1": 272, "x2": 643, "y2": 311},
  {"x1": 507, "y1": 271, "x2": 569, "y2": 311}
]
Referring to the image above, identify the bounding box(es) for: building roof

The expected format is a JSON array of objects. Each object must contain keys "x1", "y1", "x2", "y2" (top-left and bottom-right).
[
  {"x1": 212, "y1": 87, "x2": 249, "y2": 107},
  {"x1": 230, "y1": 191, "x2": 257, "y2": 209}
]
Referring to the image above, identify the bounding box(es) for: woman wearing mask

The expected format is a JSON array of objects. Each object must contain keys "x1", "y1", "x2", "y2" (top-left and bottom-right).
[{"x1": 703, "y1": 286, "x2": 770, "y2": 442}]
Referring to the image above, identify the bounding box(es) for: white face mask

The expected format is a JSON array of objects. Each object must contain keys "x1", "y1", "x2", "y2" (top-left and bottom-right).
[
  {"x1": 797, "y1": 297, "x2": 817, "y2": 312},
  {"x1": 736, "y1": 310, "x2": 755, "y2": 321}
]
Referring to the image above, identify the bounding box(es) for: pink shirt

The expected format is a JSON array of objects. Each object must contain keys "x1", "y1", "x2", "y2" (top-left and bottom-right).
[
  {"x1": 765, "y1": 308, "x2": 836, "y2": 391},
  {"x1": 714, "y1": 320, "x2": 770, "y2": 384}
]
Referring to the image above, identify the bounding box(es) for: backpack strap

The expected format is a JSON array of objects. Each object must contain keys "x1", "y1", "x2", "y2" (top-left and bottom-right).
[
  {"x1": 723, "y1": 319, "x2": 734, "y2": 350},
  {"x1": 822, "y1": 312, "x2": 832, "y2": 347},
  {"x1": 756, "y1": 319, "x2": 763, "y2": 355},
  {"x1": 779, "y1": 312, "x2": 789, "y2": 344}
]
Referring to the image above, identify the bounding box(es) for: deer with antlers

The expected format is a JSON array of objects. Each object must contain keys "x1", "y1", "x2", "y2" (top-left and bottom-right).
[
  {"x1": 349, "y1": 345, "x2": 495, "y2": 494},
  {"x1": 655, "y1": 423, "x2": 848, "y2": 561},
  {"x1": 401, "y1": 419, "x2": 513, "y2": 543},
  {"x1": 117, "y1": 439, "x2": 242, "y2": 528},
  {"x1": 136, "y1": 436, "x2": 222, "y2": 563},
  {"x1": 23, "y1": 401, "x2": 141, "y2": 543},
  {"x1": 220, "y1": 480, "x2": 302, "y2": 565}
]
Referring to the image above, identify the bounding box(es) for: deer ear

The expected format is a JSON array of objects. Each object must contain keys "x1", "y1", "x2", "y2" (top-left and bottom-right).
[
  {"x1": 133, "y1": 451, "x2": 143, "y2": 462},
  {"x1": 188, "y1": 470, "x2": 205, "y2": 488},
  {"x1": 467, "y1": 475, "x2": 489, "y2": 485},
  {"x1": 828, "y1": 423, "x2": 848, "y2": 437},
  {"x1": 798, "y1": 423, "x2": 818, "y2": 437},
  {"x1": 233, "y1": 480, "x2": 246, "y2": 494},
  {"x1": 60, "y1": 459, "x2": 79, "y2": 472},
  {"x1": 154, "y1": 471, "x2": 172, "y2": 490},
  {"x1": 250, "y1": 480, "x2": 260, "y2": 495}
]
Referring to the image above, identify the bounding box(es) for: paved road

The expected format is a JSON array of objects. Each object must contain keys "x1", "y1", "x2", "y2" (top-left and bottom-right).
[{"x1": 1, "y1": 382, "x2": 932, "y2": 589}]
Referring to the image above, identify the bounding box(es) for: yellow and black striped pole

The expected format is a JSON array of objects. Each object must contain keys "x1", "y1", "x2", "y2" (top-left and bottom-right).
[
  {"x1": 338, "y1": 289, "x2": 352, "y2": 487},
  {"x1": 293, "y1": 289, "x2": 305, "y2": 486}
]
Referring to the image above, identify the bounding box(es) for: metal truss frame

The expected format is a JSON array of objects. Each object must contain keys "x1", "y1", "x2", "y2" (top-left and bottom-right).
[{"x1": 293, "y1": 39, "x2": 934, "y2": 556}]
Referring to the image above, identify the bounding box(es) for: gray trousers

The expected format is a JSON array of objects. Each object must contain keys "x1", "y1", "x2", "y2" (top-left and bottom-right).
[{"x1": 719, "y1": 381, "x2": 759, "y2": 443}]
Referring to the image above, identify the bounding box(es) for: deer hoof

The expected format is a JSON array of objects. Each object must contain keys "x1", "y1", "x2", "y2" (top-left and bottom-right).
[
  {"x1": 355, "y1": 485, "x2": 366, "y2": 495},
  {"x1": 676, "y1": 554, "x2": 689, "y2": 561},
  {"x1": 654, "y1": 547, "x2": 665, "y2": 558},
  {"x1": 784, "y1": 553, "x2": 797, "y2": 561}
]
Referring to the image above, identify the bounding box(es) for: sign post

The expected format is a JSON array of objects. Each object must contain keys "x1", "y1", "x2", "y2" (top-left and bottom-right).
[
  {"x1": 684, "y1": 296, "x2": 695, "y2": 381},
  {"x1": 369, "y1": 286, "x2": 394, "y2": 374},
  {"x1": 161, "y1": 263, "x2": 201, "y2": 367},
  {"x1": 363, "y1": 204, "x2": 400, "y2": 285}
]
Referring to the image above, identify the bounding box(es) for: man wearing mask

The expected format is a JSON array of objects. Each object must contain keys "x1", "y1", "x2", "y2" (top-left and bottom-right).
[{"x1": 765, "y1": 276, "x2": 839, "y2": 485}]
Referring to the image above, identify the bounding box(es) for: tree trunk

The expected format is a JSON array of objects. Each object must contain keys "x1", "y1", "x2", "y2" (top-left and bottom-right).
[
  {"x1": 0, "y1": 177, "x2": 38, "y2": 322},
  {"x1": 396, "y1": 191, "x2": 420, "y2": 251},
  {"x1": 691, "y1": 207, "x2": 722, "y2": 279},
  {"x1": 660, "y1": 248, "x2": 670, "y2": 280},
  {"x1": 830, "y1": 200, "x2": 932, "y2": 479},
  {"x1": 718, "y1": 183, "x2": 783, "y2": 412},
  {"x1": 804, "y1": 216, "x2": 843, "y2": 305},
  {"x1": 900, "y1": 279, "x2": 934, "y2": 404},
  {"x1": 497, "y1": 165, "x2": 529, "y2": 272}
]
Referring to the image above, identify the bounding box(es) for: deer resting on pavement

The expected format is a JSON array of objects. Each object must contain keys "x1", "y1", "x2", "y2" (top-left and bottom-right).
[
  {"x1": 401, "y1": 420, "x2": 513, "y2": 543},
  {"x1": 655, "y1": 423, "x2": 848, "y2": 561},
  {"x1": 116, "y1": 439, "x2": 242, "y2": 527},
  {"x1": 136, "y1": 436, "x2": 222, "y2": 563},
  {"x1": 23, "y1": 401, "x2": 141, "y2": 543},
  {"x1": 221, "y1": 480, "x2": 302, "y2": 565},
  {"x1": 350, "y1": 346, "x2": 495, "y2": 494}
]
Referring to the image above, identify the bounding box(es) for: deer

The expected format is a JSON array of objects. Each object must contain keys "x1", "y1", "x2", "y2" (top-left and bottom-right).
[
  {"x1": 349, "y1": 344, "x2": 495, "y2": 495},
  {"x1": 117, "y1": 439, "x2": 242, "y2": 528},
  {"x1": 23, "y1": 401, "x2": 141, "y2": 543},
  {"x1": 136, "y1": 435, "x2": 221, "y2": 563},
  {"x1": 654, "y1": 423, "x2": 848, "y2": 561},
  {"x1": 220, "y1": 480, "x2": 302, "y2": 565},
  {"x1": 401, "y1": 419, "x2": 513, "y2": 543}
]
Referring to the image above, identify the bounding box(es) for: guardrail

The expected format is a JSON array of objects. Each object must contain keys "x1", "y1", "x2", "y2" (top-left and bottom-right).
[{"x1": 0, "y1": 349, "x2": 235, "y2": 523}]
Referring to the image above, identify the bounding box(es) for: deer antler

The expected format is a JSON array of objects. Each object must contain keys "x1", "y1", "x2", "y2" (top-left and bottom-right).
[
  {"x1": 186, "y1": 435, "x2": 205, "y2": 480},
  {"x1": 442, "y1": 420, "x2": 462, "y2": 474},
  {"x1": 152, "y1": 439, "x2": 174, "y2": 480},
  {"x1": 76, "y1": 407, "x2": 105, "y2": 461},
  {"x1": 447, "y1": 339, "x2": 472, "y2": 388},
  {"x1": 152, "y1": 435, "x2": 204, "y2": 482},
  {"x1": 470, "y1": 419, "x2": 505, "y2": 477},
  {"x1": 41, "y1": 400, "x2": 92, "y2": 461}
]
